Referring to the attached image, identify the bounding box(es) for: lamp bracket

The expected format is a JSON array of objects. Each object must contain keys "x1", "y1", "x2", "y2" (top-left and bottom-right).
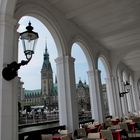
[
  {"x1": 2, "y1": 59, "x2": 30, "y2": 81},
  {"x1": 119, "y1": 91, "x2": 128, "y2": 97}
]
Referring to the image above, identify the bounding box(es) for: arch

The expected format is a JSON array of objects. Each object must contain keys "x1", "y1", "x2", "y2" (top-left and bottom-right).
[
  {"x1": 130, "y1": 75, "x2": 137, "y2": 112},
  {"x1": 14, "y1": 2, "x2": 67, "y2": 57},
  {"x1": 117, "y1": 62, "x2": 132, "y2": 80},
  {"x1": 0, "y1": 0, "x2": 17, "y2": 15},
  {"x1": 97, "y1": 54, "x2": 114, "y2": 116},
  {"x1": 70, "y1": 35, "x2": 95, "y2": 71},
  {"x1": 122, "y1": 70, "x2": 128, "y2": 82},
  {"x1": 97, "y1": 54, "x2": 111, "y2": 79},
  {"x1": 71, "y1": 38, "x2": 97, "y2": 121},
  {"x1": 137, "y1": 79, "x2": 140, "y2": 97}
]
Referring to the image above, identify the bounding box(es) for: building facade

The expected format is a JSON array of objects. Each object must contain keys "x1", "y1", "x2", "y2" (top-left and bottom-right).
[
  {"x1": 19, "y1": 44, "x2": 58, "y2": 111},
  {"x1": 18, "y1": 46, "x2": 108, "y2": 113}
]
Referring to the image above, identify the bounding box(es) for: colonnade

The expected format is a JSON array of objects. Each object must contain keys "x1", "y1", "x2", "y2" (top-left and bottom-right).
[{"x1": 0, "y1": 8, "x2": 140, "y2": 140}]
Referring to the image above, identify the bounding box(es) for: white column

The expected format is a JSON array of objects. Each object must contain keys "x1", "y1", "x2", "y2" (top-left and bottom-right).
[
  {"x1": 55, "y1": 56, "x2": 79, "y2": 133},
  {"x1": 130, "y1": 85, "x2": 135, "y2": 112},
  {"x1": 121, "y1": 97, "x2": 127, "y2": 115},
  {"x1": 111, "y1": 76, "x2": 123, "y2": 117},
  {"x1": 126, "y1": 91, "x2": 132, "y2": 112},
  {"x1": 0, "y1": 15, "x2": 18, "y2": 140},
  {"x1": 94, "y1": 69, "x2": 104, "y2": 123},
  {"x1": 87, "y1": 70, "x2": 100, "y2": 122},
  {"x1": 124, "y1": 94, "x2": 129, "y2": 114},
  {"x1": 105, "y1": 77, "x2": 115, "y2": 116},
  {"x1": 120, "y1": 81, "x2": 128, "y2": 115},
  {"x1": 133, "y1": 83, "x2": 140, "y2": 112}
]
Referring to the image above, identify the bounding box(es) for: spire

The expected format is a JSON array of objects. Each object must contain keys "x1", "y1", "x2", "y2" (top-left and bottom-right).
[
  {"x1": 78, "y1": 78, "x2": 84, "y2": 88},
  {"x1": 55, "y1": 75, "x2": 57, "y2": 84},
  {"x1": 41, "y1": 40, "x2": 52, "y2": 72},
  {"x1": 44, "y1": 40, "x2": 49, "y2": 61},
  {"x1": 45, "y1": 40, "x2": 48, "y2": 55},
  {"x1": 84, "y1": 80, "x2": 87, "y2": 85}
]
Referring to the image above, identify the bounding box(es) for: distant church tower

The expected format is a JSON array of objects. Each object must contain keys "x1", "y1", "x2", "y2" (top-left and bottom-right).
[{"x1": 41, "y1": 43, "x2": 53, "y2": 109}]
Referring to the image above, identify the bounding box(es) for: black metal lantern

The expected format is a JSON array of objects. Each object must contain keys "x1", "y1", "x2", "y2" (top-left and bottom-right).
[
  {"x1": 119, "y1": 81, "x2": 131, "y2": 97},
  {"x1": 20, "y1": 22, "x2": 38, "y2": 60},
  {"x1": 124, "y1": 81, "x2": 131, "y2": 92},
  {"x1": 2, "y1": 22, "x2": 39, "y2": 81}
]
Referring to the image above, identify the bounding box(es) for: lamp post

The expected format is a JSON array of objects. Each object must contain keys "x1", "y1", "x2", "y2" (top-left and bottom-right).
[
  {"x1": 119, "y1": 81, "x2": 131, "y2": 113},
  {"x1": 2, "y1": 22, "x2": 39, "y2": 81},
  {"x1": 119, "y1": 81, "x2": 131, "y2": 97}
]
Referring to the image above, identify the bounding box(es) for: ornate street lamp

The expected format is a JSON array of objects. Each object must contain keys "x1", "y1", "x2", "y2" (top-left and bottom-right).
[
  {"x1": 2, "y1": 22, "x2": 39, "y2": 81},
  {"x1": 124, "y1": 81, "x2": 131, "y2": 92},
  {"x1": 119, "y1": 81, "x2": 131, "y2": 97}
]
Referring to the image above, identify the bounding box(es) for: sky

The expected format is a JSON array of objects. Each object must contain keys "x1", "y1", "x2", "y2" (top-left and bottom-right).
[{"x1": 18, "y1": 16, "x2": 106, "y2": 90}]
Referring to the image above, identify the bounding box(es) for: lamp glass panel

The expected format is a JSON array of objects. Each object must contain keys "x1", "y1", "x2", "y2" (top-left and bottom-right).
[
  {"x1": 21, "y1": 38, "x2": 38, "y2": 59},
  {"x1": 20, "y1": 31, "x2": 38, "y2": 40},
  {"x1": 125, "y1": 84, "x2": 131, "y2": 92},
  {"x1": 21, "y1": 39, "x2": 38, "y2": 52},
  {"x1": 20, "y1": 30, "x2": 38, "y2": 53}
]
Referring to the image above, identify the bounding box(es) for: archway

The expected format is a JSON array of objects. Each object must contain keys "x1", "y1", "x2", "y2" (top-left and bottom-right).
[
  {"x1": 121, "y1": 70, "x2": 129, "y2": 114},
  {"x1": 17, "y1": 16, "x2": 59, "y2": 124},
  {"x1": 137, "y1": 79, "x2": 140, "y2": 101},
  {"x1": 97, "y1": 56, "x2": 115, "y2": 117},
  {"x1": 97, "y1": 57, "x2": 109, "y2": 116},
  {"x1": 130, "y1": 76, "x2": 137, "y2": 112},
  {"x1": 71, "y1": 42, "x2": 91, "y2": 121},
  {"x1": 70, "y1": 40, "x2": 105, "y2": 123}
]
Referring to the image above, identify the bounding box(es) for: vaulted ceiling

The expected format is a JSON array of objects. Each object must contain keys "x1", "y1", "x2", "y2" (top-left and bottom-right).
[{"x1": 47, "y1": 0, "x2": 140, "y2": 73}]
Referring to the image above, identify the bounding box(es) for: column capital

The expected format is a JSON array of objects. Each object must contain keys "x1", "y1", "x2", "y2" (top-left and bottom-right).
[
  {"x1": 0, "y1": 14, "x2": 17, "y2": 28},
  {"x1": 95, "y1": 68, "x2": 101, "y2": 72},
  {"x1": 55, "y1": 56, "x2": 75, "y2": 64},
  {"x1": 87, "y1": 70, "x2": 94, "y2": 74}
]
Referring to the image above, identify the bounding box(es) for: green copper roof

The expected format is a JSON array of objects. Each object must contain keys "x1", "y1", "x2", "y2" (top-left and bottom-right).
[
  {"x1": 51, "y1": 83, "x2": 58, "y2": 96},
  {"x1": 24, "y1": 84, "x2": 58, "y2": 97},
  {"x1": 41, "y1": 44, "x2": 52, "y2": 72},
  {"x1": 24, "y1": 89, "x2": 41, "y2": 97}
]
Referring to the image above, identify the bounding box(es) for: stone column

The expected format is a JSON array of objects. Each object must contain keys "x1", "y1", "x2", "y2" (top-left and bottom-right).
[
  {"x1": 55, "y1": 56, "x2": 79, "y2": 133},
  {"x1": 0, "y1": 15, "x2": 18, "y2": 140},
  {"x1": 111, "y1": 76, "x2": 123, "y2": 117},
  {"x1": 129, "y1": 85, "x2": 135, "y2": 112},
  {"x1": 120, "y1": 81, "x2": 128, "y2": 115},
  {"x1": 124, "y1": 94, "x2": 129, "y2": 114},
  {"x1": 105, "y1": 77, "x2": 115, "y2": 116},
  {"x1": 126, "y1": 91, "x2": 132, "y2": 112},
  {"x1": 93, "y1": 69, "x2": 104, "y2": 123},
  {"x1": 87, "y1": 70, "x2": 100, "y2": 122},
  {"x1": 133, "y1": 83, "x2": 140, "y2": 112}
]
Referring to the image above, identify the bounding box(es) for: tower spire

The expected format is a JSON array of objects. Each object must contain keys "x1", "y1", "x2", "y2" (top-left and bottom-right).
[
  {"x1": 45, "y1": 39, "x2": 48, "y2": 54},
  {"x1": 41, "y1": 39, "x2": 52, "y2": 72},
  {"x1": 55, "y1": 75, "x2": 57, "y2": 84}
]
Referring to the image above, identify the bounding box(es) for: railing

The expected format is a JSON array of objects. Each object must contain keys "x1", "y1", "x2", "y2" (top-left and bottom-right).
[
  {"x1": 79, "y1": 119, "x2": 94, "y2": 128},
  {"x1": 18, "y1": 120, "x2": 59, "y2": 129},
  {"x1": 18, "y1": 114, "x2": 94, "y2": 140},
  {"x1": 19, "y1": 112, "x2": 59, "y2": 125},
  {"x1": 19, "y1": 121, "x2": 65, "y2": 140}
]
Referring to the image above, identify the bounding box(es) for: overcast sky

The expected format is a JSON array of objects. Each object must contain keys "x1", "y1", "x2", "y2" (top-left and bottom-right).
[{"x1": 17, "y1": 16, "x2": 106, "y2": 90}]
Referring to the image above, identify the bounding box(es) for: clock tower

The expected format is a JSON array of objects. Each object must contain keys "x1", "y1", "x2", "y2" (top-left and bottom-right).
[{"x1": 41, "y1": 43, "x2": 53, "y2": 109}]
